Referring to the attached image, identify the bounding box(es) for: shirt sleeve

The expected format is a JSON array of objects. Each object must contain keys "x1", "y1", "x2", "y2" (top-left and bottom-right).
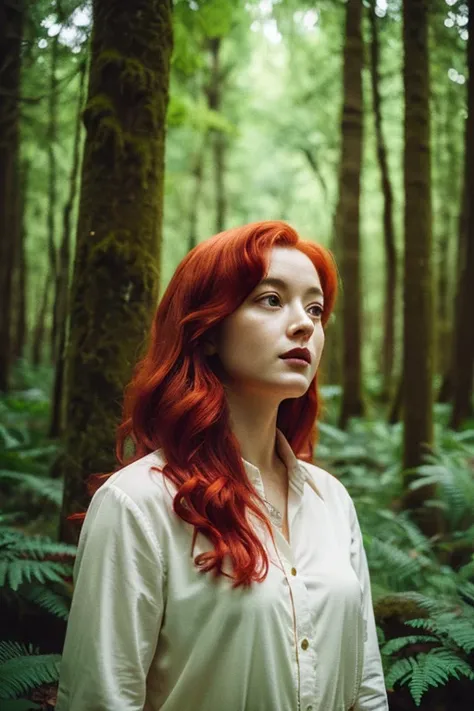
[
  {"x1": 349, "y1": 499, "x2": 389, "y2": 711},
  {"x1": 56, "y1": 483, "x2": 165, "y2": 711}
]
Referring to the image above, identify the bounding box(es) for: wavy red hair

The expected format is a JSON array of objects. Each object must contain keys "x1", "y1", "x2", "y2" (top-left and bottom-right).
[{"x1": 87, "y1": 221, "x2": 337, "y2": 588}]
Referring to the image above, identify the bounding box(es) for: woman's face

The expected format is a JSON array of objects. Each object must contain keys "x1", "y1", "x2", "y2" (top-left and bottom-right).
[{"x1": 208, "y1": 246, "x2": 325, "y2": 401}]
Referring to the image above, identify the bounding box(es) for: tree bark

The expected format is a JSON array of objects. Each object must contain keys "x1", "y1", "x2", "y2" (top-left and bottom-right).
[
  {"x1": 58, "y1": 0, "x2": 173, "y2": 543},
  {"x1": 435, "y1": 86, "x2": 460, "y2": 381},
  {"x1": 402, "y1": 0, "x2": 438, "y2": 535},
  {"x1": 0, "y1": 1, "x2": 23, "y2": 392},
  {"x1": 48, "y1": 28, "x2": 60, "y2": 363},
  {"x1": 369, "y1": 1, "x2": 397, "y2": 403},
  {"x1": 439, "y1": 156, "x2": 468, "y2": 403},
  {"x1": 450, "y1": 0, "x2": 474, "y2": 429},
  {"x1": 13, "y1": 159, "x2": 29, "y2": 361},
  {"x1": 206, "y1": 37, "x2": 227, "y2": 233},
  {"x1": 50, "y1": 59, "x2": 87, "y2": 438},
  {"x1": 31, "y1": 273, "x2": 52, "y2": 367},
  {"x1": 337, "y1": 0, "x2": 364, "y2": 429}
]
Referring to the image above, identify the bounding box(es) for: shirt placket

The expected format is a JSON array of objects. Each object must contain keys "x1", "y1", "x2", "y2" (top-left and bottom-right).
[{"x1": 274, "y1": 530, "x2": 318, "y2": 711}]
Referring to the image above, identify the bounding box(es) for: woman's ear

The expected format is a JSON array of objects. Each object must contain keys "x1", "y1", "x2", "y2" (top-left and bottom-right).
[{"x1": 203, "y1": 340, "x2": 217, "y2": 356}]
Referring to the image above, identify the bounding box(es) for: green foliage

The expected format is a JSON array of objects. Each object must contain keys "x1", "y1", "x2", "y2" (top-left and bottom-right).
[
  {"x1": 0, "y1": 387, "x2": 75, "y2": 706},
  {"x1": 0, "y1": 526, "x2": 75, "y2": 591},
  {"x1": 0, "y1": 470, "x2": 63, "y2": 507},
  {"x1": 0, "y1": 641, "x2": 61, "y2": 702},
  {"x1": 317, "y1": 412, "x2": 474, "y2": 706}
]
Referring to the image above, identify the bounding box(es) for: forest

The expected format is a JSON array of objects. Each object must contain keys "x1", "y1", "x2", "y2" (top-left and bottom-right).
[{"x1": 1, "y1": 0, "x2": 474, "y2": 709}]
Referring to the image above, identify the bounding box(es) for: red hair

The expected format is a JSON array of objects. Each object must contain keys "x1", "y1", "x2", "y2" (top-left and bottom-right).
[{"x1": 89, "y1": 221, "x2": 337, "y2": 588}]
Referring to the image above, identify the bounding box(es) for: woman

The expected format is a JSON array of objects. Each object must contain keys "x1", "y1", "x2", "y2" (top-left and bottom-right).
[{"x1": 56, "y1": 221, "x2": 388, "y2": 711}]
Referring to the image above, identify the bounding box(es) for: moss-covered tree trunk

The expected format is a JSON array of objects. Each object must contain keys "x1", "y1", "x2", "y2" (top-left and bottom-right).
[
  {"x1": 450, "y1": 0, "x2": 474, "y2": 429},
  {"x1": 369, "y1": 1, "x2": 397, "y2": 403},
  {"x1": 58, "y1": 0, "x2": 173, "y2": 543},
  {"x1": 0, "y1": 1, "x2": 23, "y2": 392},
  {"x1": 337, "y1": 0, "x2": 364, "y2": 429},
  {"x1": 402, "y1": 0, "x2": 438, "y2": 535}
]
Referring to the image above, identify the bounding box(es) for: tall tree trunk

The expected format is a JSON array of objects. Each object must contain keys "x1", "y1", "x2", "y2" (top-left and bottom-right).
[
  {"x1": 402, "y1": 0, "x2": 438, "y2": 535},
  {"x1": 50, "y1": 59, "x2": 87, "y2": 438},
  {"x1": 206, "y1": 37, "x2": 226, "y2": 233},
  {"x1": 48, "y1": 28, "x2": 60, "y2": 363},
  {"x1": 13, "y1": 159, "x2": 29, "y2": 360},
  {"x1": 435, "y1": 86, "x2": 460, "y2": 380},
  {"x1": 31, "y1": 273, "x2": 52, "y2": 367},
  {"x1": 0, "y1": 1, "x2": 23, "y2": 392},
  {"x1": 337, "y1": 0, "x2": 364, "y2": 429},
  {"x1": 58, "y1": 0, "x2": 173, "y2": 543},
  {"x1": 369, "y1": 1, "x2": 397, "y2": 403},
  {"x1": 450, "y1": 0, "x2": 474, "y2": 429},
  {"x1": 439, "y1": 157, "x2": 468, "y2": 403},
  {"x1": 187, "y1": 131, "x2": 207, "y2": 252}
]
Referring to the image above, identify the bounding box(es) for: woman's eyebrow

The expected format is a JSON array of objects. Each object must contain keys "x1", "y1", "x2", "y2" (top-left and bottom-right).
[{"x1": 257, "y1": 277, "x2": 324, "y2": 300}]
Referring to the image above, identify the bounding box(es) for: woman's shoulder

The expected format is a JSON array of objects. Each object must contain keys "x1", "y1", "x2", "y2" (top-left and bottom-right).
[
  {"x1": 94, "y1": 449, "x2": 175, "y2": 519},
  {"x1": 298, "y1": 458, "x2": 354, "y2": 510}
]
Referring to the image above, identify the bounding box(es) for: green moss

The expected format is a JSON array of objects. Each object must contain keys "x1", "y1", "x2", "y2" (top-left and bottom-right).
[
  {"x1": 85, "y1": 93, "x2": 115, "y2": 118},
  {"x1": 96, "y1": 49, "x2": 154, "y2": 91},
  {"x1": 95, "y1": 115, "x2": 125, "y2": 155},
  {"x1": 374, "y1": 595, "x2": 428, "y2": 623}
]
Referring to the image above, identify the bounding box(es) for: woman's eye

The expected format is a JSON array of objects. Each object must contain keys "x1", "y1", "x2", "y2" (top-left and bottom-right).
[
  {"x1": 309, "y1": 305, "x2": 324, "y2": 318},
  {"x1": 262, "y1": 294, "x2": 280, "y2": 307}
]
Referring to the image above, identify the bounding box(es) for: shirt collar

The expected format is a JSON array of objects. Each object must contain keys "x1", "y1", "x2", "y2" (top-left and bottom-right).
[{"x1": 241, "y1": 428, "x2": 324, "y2": 501}]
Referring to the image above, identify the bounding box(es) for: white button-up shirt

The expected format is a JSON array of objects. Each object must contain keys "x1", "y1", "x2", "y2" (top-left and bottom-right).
[{"x1": 56, "y1": 430, "x2": 388, "y2": 711}]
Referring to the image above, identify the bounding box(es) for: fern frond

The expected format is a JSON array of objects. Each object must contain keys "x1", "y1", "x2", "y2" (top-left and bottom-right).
[
  {"x1": 0, "y1": 527, "x2": 77, "y2": 559},
  {"x1": 20, "y1": 584, "x2": 71, "y2": 619},
  {"x1": 0, "y1": 641, "x2": 61, "y2": 699},
  {"x1": 0, "y1": 469, "x2": 63, "y2": 506},
  {"x1": 385, "y1": 657, "x2": 413, "y2": 689},
  {"x1": 0, "y1": 558, "x2": 72, "y2": 591},
  {"x1": 406, "y1": 614, "x2": 474, "y2": 654},
  {"x1": 381, "y1": 634, "x2": 438, "y2": 655},
  {"x1": 370, "y1": 538, "x2": 426, "y2": 582},
  {"x1": 409, "y1": 650, "x2": 474, "y2": 705}
]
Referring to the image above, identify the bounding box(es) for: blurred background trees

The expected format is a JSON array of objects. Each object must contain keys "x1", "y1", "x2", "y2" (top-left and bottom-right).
[{"x1": 1, "y1": 0, "x2": 474, "y2": 709}]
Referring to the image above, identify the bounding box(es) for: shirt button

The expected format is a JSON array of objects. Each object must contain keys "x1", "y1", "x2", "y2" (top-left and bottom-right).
[
  {"x1": 307, "y1": 706, "x2": 313, "y2": 711},
  {"x1": 291, "y1": 567, "x2": 297, "y2": 576},
  {"x1": 301, "y1": 638, "x2": 309, "y2": 650}
]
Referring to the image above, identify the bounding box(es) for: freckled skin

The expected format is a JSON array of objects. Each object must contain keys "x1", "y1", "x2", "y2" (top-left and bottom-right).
[{"x1": 210, "y1": 247, "x2": 325, "y2": 403}]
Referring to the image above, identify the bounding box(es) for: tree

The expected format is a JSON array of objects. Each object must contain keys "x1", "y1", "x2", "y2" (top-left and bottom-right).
[
  {"x1": 402, "y1": 0, "x2": 436, "y2": 532},
  {"x1": 58, "y1": 0, "x2": 173, "y2": 543},
  {"x1": 449, "y1": 0, "x2": 474, "y2": 429},
  {"x1": 206, "y1": 37, "x2": 227, "y2": 232},
  {"x1": 336, "y1": 0, "x2": 365, "y2": 428},
  {"x1": 368, "y1": 0, "x2": 397, "y2": 403},
  {"x1": 0, "y1": 0, "x2": 24, "y2": 391},
  {"x1": 49, "y1": 58, "x2": 87, "y2": 438}
]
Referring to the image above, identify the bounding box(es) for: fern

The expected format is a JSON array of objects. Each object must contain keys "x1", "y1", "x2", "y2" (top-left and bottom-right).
[
  {"x1": 381, "y1": 634, "x2": 438, "y2": 655},
  {"x1": 369, "y1": 537, "x2": 428, "y2": 583},
  {"x1": 0, "y1": 469, "x2": 63, "y2": 506},
  {"x1": 0, "y1": 558, "x2": 72, "y2": 591},
  {"x1": 0, "y1": 527, "x2": 75, "y2": 591},
  {"x1": 20, "y1": 584, "x2": 71, "y2": 619},
  {"x1": 406, "y1": 615, "x2": 474, "y2": 654},
  {"x1": 386, "y1": 649, "x2": 474, "y2": 706},
  {"x1": 0, "y1": 641, "x2": 61, "y2": 700}
]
